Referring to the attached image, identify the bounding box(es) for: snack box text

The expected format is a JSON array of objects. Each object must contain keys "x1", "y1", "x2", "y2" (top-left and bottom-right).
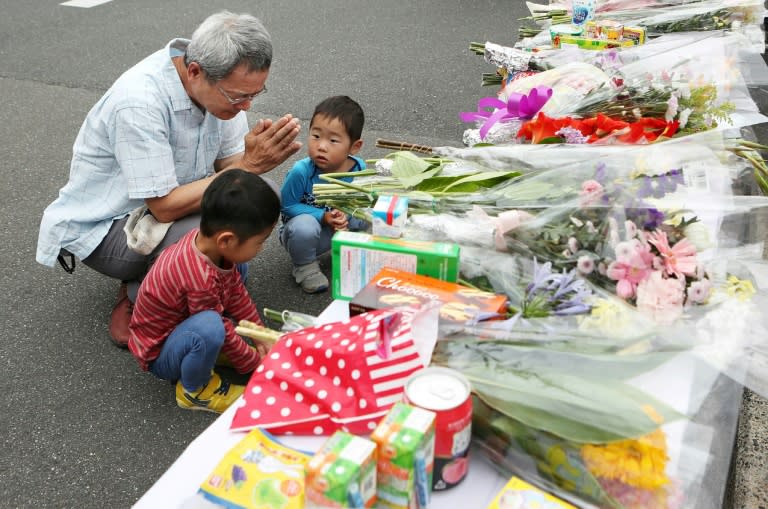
[
  {"x1": 331, "y1": 231, "x2": 460, "y2": 301},
  {"x1": 349, "y1": 267, "x2": 508, "y2": 324}
]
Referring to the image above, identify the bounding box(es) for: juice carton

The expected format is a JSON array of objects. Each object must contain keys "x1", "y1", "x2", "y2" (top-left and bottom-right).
[
  {"x1": 331, "y1": 231, "x2": 460, "y2": 301},
  {"x1": 349, "y1": 267, "x2": 508, "y2": 325},
  {"x1": 198, "y1": 428, "x2": 311, "y2": 509},
  {"x1": 371, "y1": 402, "x2": 436, "y2": 509},
  {"x1": 305, "y1": 431, "x2": 378, "y2": 508},
  {"x1": 485, "y1": 476, "x2": 577, "y2": 509},
  {"x1": 372, "y1": 195, "x2": 409, "y2": 238}
]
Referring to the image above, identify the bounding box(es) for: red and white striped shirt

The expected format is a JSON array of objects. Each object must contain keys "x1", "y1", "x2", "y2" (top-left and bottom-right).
[{"x1": 128, "y1": 228, "x2": 262, "y2": 374}]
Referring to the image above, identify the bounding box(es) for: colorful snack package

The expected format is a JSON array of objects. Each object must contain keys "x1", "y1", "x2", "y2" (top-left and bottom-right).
[
  {"x1": 485, "y1": 476, "x2": 577, "y2": 509},
  {"x1": 331, "y1": 231, "x2": 460, "y2": 300},
  {"x1": 371, "y1": 402, "x2": 436, "y2": 509},
  {"x1": 198, "y1": 428, "x2": 311, "y2": 509},
  {"x1": 305, "y1": 431, "x2": 378, "y2": 508},
  {"x1": 349, "y1": 267, "x2": 508, "y2": 325}
]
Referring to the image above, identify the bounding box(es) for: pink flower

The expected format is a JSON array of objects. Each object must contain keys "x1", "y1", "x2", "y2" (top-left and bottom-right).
[
  {"x1": 647, "y1": 230, "x2": 698, "y2": 279},
  {"x1": 636, "y1": 271, "x2": 685, "y2": 324},
  {"x1": 687, "y1": 279, "x2": 712, "y2": 304},
  {"x1": 607, "y1": 240, "x2": 655, "y2": 299},
  {"x1": 580, "y1": 179, "x2": 604, "y2": 207},
  {"x1": 577, "y1": 255, "x2": 595, "y2": 274}
]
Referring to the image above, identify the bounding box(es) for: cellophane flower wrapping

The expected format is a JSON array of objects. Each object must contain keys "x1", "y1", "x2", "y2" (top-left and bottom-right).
[
  {"x1": 393, "y1": 144, "x2": 768, "y2": 506},
  {"x1": 524, "y1": 0, "x2": 767, "y2": 47},
  {"x1": 441, "y1": 2, "x2": 768, "y2": 504},
  {"x1": 431, "y1": 337, "x2": 724, "y2": 508},
  {"x1": 492, "y1": 32, "x2": 768, "y2": 88},
  {"x1": 470, "y1": 31, "x2": 768, "y2": 150}
]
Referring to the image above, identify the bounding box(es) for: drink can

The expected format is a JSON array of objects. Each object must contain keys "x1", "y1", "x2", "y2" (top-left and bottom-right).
[{"x1": 404, "y1": 367, "x2": 472, "y2": 490}]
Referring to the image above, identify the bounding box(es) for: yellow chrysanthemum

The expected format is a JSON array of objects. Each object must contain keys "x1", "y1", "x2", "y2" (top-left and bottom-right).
[
  {"x1": 581, "y1": 407, "x2": 669, "y2": 490},
  {"x1": 663, "y1": 212, "x2": 685, "y2": 227},
  {"x1": 578, "y1": 298, "x2": 623, "y2": 331},
  {"x1": 725, "y1": 276, "x2": 755, "y2": 301},
  {"x1": 578, "y1": 297, "x2": 646, "y2": 341}
]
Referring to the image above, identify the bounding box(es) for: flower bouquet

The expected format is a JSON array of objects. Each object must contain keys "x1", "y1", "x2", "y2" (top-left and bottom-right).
[
  {"x1": 465, "y1": 36, "x2": 762, "y2": 146},
  {"x1": 426, "y1": 249, "x2": 768, "y2": 506},
  {"x1": 418, "y1": 202, "x2": 768, "y2": 509},
  {"x1": 312, "y1": 150, "x2": 527, "y2": 220},
  {"x1": 521, "y1": 0, "x2": 766, "y2": 41},
  {"x1": 431, "y1": 335, "x2": 692, "y2": 508},
  {"x1": 475, "y1": 31, "x2": 768, "y2": 89}
]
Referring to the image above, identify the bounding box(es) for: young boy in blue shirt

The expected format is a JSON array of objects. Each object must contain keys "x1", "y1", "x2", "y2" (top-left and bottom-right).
[{"x1": 280, "y1": 96, "x2": 369, "y2": 293}]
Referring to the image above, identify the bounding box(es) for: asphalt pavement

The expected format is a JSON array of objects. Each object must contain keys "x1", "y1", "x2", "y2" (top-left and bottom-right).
[{"x1": 0, "y1": 1, "x2": 765, "y2": 508}]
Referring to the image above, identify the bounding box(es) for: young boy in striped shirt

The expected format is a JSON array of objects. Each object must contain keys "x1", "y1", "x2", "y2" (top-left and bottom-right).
[{"x1": 128, "y1": 169, "x2": 278, "y2": 413}]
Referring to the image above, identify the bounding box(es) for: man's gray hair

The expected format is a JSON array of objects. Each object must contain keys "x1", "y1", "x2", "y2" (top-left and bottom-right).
[{"x1": 185, "y1": 11, "x2": 272, "y2": 82}]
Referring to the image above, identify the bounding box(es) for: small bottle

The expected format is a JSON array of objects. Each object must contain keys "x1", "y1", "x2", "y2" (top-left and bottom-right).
[{"x1": 571, "y1": 0, "x2": 595, "y2": 26}]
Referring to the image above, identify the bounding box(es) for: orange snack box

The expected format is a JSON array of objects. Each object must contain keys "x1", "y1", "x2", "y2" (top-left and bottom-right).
[{"x1": 349, "y1": 267, "x2": 508, "y2": 324}]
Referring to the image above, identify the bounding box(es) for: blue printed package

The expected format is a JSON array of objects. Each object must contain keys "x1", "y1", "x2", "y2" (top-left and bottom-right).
[{"x1": 372, "y1": 195, "x2": 409, "y2": 238}]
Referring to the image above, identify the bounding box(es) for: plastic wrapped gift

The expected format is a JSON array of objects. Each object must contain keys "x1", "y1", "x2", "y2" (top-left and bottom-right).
[
  {"x1": 372, "y1": 194, "x2": 409, "y2": 238},
  {"x1": 231, "y1": 307, "x2": 438, "y2": 435}
]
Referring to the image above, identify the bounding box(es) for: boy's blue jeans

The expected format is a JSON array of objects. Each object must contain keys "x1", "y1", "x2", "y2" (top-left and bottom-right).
[
  {"x1": 149, "y1": 264, "x2": 248, "y2": 392},
  {"x1": 280, "y1": 214, "x2": 368, "y2": 266}
]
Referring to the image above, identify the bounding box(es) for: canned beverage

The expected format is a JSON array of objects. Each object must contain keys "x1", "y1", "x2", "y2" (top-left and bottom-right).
[{"x1": 404, "y1": 367, "x2": 472, "y2": 490}]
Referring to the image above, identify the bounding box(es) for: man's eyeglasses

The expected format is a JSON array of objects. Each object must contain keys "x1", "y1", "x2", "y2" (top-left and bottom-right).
[{"x1": 216, "y1": 84, "x2": 268, "y2": 105}]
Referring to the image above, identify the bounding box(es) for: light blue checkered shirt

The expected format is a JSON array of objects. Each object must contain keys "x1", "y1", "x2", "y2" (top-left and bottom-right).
[{"x1": 36, "y1": 38, "x2": 248, "y2": 267}]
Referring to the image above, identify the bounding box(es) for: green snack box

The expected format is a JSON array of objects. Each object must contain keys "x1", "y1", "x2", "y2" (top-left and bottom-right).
[
  {"x1": 331, "y1": 231, "x2": 460, "y2": 301},
  {"x1": 371, "y1": 402, "x2": 436, "y2": 509},
  {"x1": 555, "y1": 34, "x2": 636, "y2": 50},
  {"x1": 305, "y1": 431, "x2": 377, "y2": 508}
]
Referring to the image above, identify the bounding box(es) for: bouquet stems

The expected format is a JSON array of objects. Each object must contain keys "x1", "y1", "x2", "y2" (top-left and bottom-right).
[
  {"x1": 375, "y1": 138, "x2": 433, "y2": 154},
  {"x1": 728, "y1": 140, "x2": 768, "y2": 195},
  {"x1": 236, "y1": 320, "x2": 282, "y2": 345}
]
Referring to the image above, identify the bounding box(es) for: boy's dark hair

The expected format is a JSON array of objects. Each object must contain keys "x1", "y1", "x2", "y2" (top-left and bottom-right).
[
  {"x1": 200, "y1": 169, "x2": 280, "y2": 240},
  {"x1": 311, "y1": 95, "x2": 365, "y2": 142}
]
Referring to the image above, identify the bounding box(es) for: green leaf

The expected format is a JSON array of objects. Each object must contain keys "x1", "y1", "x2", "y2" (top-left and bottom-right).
[
  {"x1": 412, "y1": 176, "x2": 466, "y2": 193},
  {"x1": 412, "y1": 171, "x2": 519, "y2": 193},
  {"x1": 387, "y1": 151, "x2": 443, "y2": 188},
  {"x1": 538, "y1": 136, "x2": 565, "y2": 144},
  {"x1": 472, "y1": 369, "x2": 681, "y2": 443},
  {"x1": 432, "y1": 342, "x2": 683, "y2": 443},
  {"x1": 442, "y1": 171, "x2": 521, "y2": 192}
]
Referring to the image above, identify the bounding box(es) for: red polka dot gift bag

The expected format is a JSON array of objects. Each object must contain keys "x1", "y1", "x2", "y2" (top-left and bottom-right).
[{"x1": 230, "y1": 308, "x2": 432, "y2": 436}]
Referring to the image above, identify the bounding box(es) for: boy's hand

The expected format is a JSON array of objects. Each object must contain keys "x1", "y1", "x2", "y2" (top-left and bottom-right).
[
  {"x1": 251, "y1": 341, "x2": 270, "y2": 359},
  {"x1": 324, "y1": 209, "x2": 348, "y2": 231}
]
